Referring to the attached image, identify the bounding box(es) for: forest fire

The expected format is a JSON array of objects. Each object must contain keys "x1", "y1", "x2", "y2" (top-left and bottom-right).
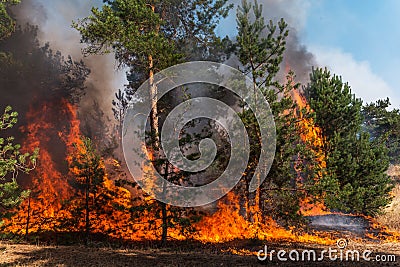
[
  {"x1": 0, "y1": 41, "x2": 396, "y2": 250},
  {"x1": 289, "y1": 77, "x2": 329, "y2": 217},
  {"x1": 1, "y1": 1, "x2": 400, "y2": 266},
  {"x1": 193, "y1": 192, "x2": 335, "y2": 245},
  {"x1": 3, "y1": 99, "x2": 135, "y2": 239},
  {"x1": 5, "y1": 100, "x2": 75, "y2": 234},
  {"x1": 289, "y1": 86, "x2": 399, "y2": 243},
  {"x1": 2, "y1": 89, "x2": 398, "y2": 247},
  {"x1": 0, "y1": 95, "x2": 331, "y2": 244}
]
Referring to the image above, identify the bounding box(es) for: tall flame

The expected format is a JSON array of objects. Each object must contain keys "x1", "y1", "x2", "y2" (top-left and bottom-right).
[
  {"x1": 288, "y1": 75, "x2": 329, "y2": 216},
  {"x1": 6, "y1": 99, "x2": 75, "y2": 234}
]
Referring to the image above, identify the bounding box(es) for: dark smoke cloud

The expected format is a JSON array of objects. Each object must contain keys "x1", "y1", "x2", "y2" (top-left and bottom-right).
[
  {"x1": 279, "y1": 30, "x2": 316, "y2": 84},
  {"x1": 11, "y1": 0, "x2": 126, "y2": 138},
  {"x1": 5, "y1": 0, "x2": 316, "y2": 143}
]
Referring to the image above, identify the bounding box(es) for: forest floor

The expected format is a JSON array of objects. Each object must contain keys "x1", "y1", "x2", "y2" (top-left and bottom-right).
[{"x1": 0, "y1": 239, "x2": 398, "y2": 267}]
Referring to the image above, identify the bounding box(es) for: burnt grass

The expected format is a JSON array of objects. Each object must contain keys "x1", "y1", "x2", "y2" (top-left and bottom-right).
[{"x1": 0, "y1": 237, "x2": 399, "y2": 266}]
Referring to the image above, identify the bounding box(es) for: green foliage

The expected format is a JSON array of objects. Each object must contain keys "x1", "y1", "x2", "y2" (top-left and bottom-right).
[
  {"x1": 362, "y1": 98, "x2": 400, "y2": 164},
  {"x1": 305, "y1": 68, "x2": 393, "y2": 216},
  {"x1": 73, "y1": 0, "x2": 232, "y2": 97},
  {"x1": 73, "y1": 0, "x2": 176, "y2": 70},
  {"x1": 327, "y1": 133, "x2": 393, "y2": 216},
  {"x1": 234, "y1": 0, "x2": 320, "y2": 226},
  {"x1": 0, "y1": 0, "x2": 20, "y2": 40},
  {"x1": 236, "y1": 0, "x2": 288, "y2": 90},
  {"x1": 305, "y1": 67, "x2": 363, "y2": 151},
  {"x1": 71, "y1": 136, "x2": 105, "y2": 194},
  {"x1": 0, "y1": 105, "x2": 38, "y2": 223},
  {"x1": 73, "y1": 0, "x2": 231, "y2": 70}
]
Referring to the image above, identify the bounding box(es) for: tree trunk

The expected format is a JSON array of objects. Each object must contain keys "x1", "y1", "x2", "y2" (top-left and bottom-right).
[
  {"x1": 161, "y1": 162, "x2": 169, "y2": 244},
  {"x1": 147, "y1": 4, "x2": 167, "y2": 245},
  {"x1": 251, "y1": 62, "x2": 262, "y2": 238},
  {"x1": 244, "y1": 180, "x2": 250, "y2": 220},
  {"x1": 148, "y1": 54, "x2": 159, "y2": 148},
  {"x1": 25, "y1": 195, "x2": 31, "y2": 238},
  {"x1": 254, "y1": 173, "x2": 261, "y2": 239},
  {"x1": 148, "y1": 4, "x2": 159, "y2": 149},
  {"x1": 85, "y1": 179, "x2": 90, "y2": 246}
]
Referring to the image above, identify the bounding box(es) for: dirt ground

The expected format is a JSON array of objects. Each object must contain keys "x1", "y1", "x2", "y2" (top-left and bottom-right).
[{"x1": 0, "y1": 240, "x2": 399, "y2": 267}]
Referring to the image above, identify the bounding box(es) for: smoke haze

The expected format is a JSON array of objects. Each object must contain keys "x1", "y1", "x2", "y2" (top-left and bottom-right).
[
  {"x1": 11, "y1": 0, "x2": 127, "y2": 132},
  {"x1": 221, "y1": 0, "x2": 316, "y2": 84}
]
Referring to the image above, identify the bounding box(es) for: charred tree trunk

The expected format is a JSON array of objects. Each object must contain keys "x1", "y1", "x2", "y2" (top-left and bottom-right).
[
  {"x1": 254, "y1": 172, "x2": 262, "y2": 239},
  {"x1": 251, "y1": 61, "x2": 262, "y2": 239},
  {"x1": 241, "y1": 177, "x2": 251, "y2": 220},
  {"x1": 161, "y1": 201, "x2": 168, "y2": 244},
  {"x1": 161, "y1": 162, "x2": 169, "y2": 244},
  {"x1": 85, "y1": 177, "x2": 90, "y2": 246},
  {"x1": 25, "y1": 195, "x2": 31, "y2": 238}
]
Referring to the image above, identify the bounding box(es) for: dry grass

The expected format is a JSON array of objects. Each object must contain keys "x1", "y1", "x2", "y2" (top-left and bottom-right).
[
  {"x1": 378, "y1": 165, "x2": 400, "y2": 232},
  {"x1": 0, "y1": 241, "x2": 398, "y2": 267},
  {"x1": 378, "y1": 184, "x2": 400, "y2": 232}
]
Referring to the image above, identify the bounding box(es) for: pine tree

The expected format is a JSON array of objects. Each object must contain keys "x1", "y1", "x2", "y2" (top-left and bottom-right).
[
  {"x1": 74, "y1": 0, "x2": 231, "y2": 243},
  {"x1": 362, "y1": 98, "x2": 400, "y2": 164},
  {"x1": 305, "y1": 68, "x2": 393, "y2": 215},
  {"x1": 327, "y1": 132, "x2": 393, "y2": 215},
  {"x1": 234, "y1": 0, "x2": 321, "y2": 228},
  {"x1": 70, "y1": 136, "x2": 105, "y2": 245},
  {"x1": 305, "y1": 67, "x2": 363, "y2": 153}
]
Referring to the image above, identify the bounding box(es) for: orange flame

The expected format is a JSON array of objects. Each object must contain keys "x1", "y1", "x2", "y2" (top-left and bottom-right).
[{"x1": 4, "y1": 85, "x2": 397, "y2": 245}]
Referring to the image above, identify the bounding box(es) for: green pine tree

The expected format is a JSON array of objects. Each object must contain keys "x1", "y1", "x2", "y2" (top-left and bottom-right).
[
  {"x1": 305, "y1": 67, "x2": 363, "y2": 154},
  {"x1": 70, "y1": 136, "x2": 105, "y2": 245},
  {"x1": 362, "y1": 98, "x2": 400, "y2": 165},
  {"x1": 235, "y1": 0, "x2": 321, "y2": 228},
  {"x1": 305, "y1": 67, "x2": 393, "y2": 215}
]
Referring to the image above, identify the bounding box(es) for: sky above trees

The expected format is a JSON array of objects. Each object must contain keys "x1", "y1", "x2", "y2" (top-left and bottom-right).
[
  {"x1": 17, "y1": 0, "x2": 400, "y2": 108},
  {"x1": 217, "y1": 0, "x2": 400, "y2": 108}
]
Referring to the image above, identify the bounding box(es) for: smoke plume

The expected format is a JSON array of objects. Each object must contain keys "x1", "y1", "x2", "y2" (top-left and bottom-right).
[
  {"x1": 224, "y1": 0, "x2": 316, "y2": 84},
  {"x1": 10, "y1": 0, "x2": 126, "y2": 139}
]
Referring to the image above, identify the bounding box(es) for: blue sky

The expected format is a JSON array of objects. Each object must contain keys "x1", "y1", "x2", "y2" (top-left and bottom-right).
[
  {"x1": 217, "y1": 0, "x2": 400, "y2": 108},
  {"x1": 303, "y1": 0, "x2": 400, "y2": 108},
  {"x1": 303, "y1": 0, "x2": 400, "y2": 74}
]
